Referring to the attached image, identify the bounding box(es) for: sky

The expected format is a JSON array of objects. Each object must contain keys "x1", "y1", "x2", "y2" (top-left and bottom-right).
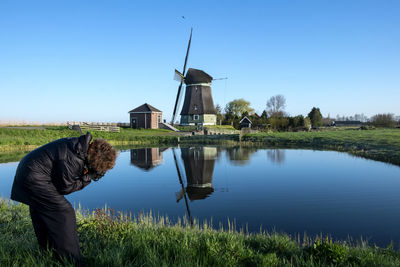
[{"x1": 0, "y1": 0, "x2": 399, "y2": 123}]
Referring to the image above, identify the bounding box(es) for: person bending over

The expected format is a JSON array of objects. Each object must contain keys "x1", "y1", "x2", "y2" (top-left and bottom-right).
[{"x1": 10, "y1": 132, "x2": 117, "y2": 265}]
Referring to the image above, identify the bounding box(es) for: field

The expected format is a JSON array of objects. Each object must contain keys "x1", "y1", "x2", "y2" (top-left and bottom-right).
[
  {"x1": 0, "y1": 127, "x2": 178, "y2": 152},
  {"x1": 0, "y1": 126, "x2": 400, "y2": 168},
  {"x1": 1, "y1": 127, "x2": 400, "y2": 166},
  {"x1": 1, "y1": 199, "x2": 399, "y2": 267}
]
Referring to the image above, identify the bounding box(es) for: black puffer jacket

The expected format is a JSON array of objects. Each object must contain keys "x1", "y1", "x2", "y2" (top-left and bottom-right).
[{"x1": 11, "y1": 132, "x2": 94, "y2": 211}]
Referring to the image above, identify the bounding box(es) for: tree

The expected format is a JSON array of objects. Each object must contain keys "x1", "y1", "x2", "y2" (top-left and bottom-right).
[
  {"x1": 224, "y1": 99, "x2": 254, "y2": 119},
  {"x1": 304, "y1": 117, "x2": 311, "y2": 130},
  {"x1": 261, "y1": 110, "x2": 268, "y2": 119},
  {"x1": 266, "y1": 95, "x2": 286, "y2": 117},
  {"x1": 371, "y1": 113, "x2": 396, "y2": 127},
  {"x1": 215, "y1": 104, "x2": 223, "y2": 125},
  {"x1": 308, "y1": 107, "x2": 322, "y2": 128}
]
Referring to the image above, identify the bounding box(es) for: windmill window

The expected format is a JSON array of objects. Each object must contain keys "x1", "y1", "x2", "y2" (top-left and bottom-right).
[
  {"x1": 194, "y1": 115, "x2": 199, "y2": 120},
  {"x1": 194, "y1": 105, "x2": 198, "y2": 111}
]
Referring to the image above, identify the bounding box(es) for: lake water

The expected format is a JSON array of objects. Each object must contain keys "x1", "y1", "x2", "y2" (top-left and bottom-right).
[{"x1": 1, "y1": 146, "x2": 400, "y2": 247}]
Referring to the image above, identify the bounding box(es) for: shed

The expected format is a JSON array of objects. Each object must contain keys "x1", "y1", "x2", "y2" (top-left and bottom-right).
[
  {"x1": 239, "y1": 116, "x2": 252, "y2": 129},
  {"x1": 333, "y1": 120, "x2": 362, "y2": 127},
  {"x1": 128, "y1": 103, "x2": 162, "y2": 129},
  {"x1": 130, "y1": 148, "x2": 163, "y2": 171}
]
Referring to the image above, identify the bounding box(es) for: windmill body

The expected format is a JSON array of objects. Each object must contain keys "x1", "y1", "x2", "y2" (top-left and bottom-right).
[{"x1": 179, "y1": 68, "x2": 217, "y2": 126}]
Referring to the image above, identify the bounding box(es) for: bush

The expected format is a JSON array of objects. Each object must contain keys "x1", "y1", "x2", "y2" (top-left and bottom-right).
[{"x1": 371, "y1": 114, "x2": 396, "y2": 128}]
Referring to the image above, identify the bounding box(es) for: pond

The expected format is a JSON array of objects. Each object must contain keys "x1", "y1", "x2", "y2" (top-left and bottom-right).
[{"x1": 1, "y1": 146, "x2": 400, "y2": 247}]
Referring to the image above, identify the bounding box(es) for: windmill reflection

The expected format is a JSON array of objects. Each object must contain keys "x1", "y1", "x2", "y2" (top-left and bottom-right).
[
  {"x1": 130, "y1": 148, "x2": 165, "y2": 171},
  {"x1": 173, "y1": 146, "x2": 217, "y2": 225},
  {"x1": 179, "y1": 146, "x2": 217, "y2": 201}
]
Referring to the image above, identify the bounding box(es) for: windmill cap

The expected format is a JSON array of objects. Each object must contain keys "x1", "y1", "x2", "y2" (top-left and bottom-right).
[{"x1": 185, "y1": 68, "x2": 213, "y2": 85}]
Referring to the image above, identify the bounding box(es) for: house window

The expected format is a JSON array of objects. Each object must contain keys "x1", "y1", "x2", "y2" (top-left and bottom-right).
[
  {"x1": 158, "y1": 115, "x2": 161, "y2": 123},
  {"x1": 194, "y1": 115, "x2": 199, "y2": 120}
]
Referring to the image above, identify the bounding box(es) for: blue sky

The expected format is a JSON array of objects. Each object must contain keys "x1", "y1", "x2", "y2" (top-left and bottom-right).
[{"x1": 0, "y1": 0, "x2": 399, "y2": 123}]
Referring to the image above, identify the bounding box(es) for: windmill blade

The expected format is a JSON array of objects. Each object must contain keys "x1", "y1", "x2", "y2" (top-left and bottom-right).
[
  {"x1": 172, "y1": 148, "x2": 193, "y2": 225},
  {"x1": 213, "y1": 77, "x2": 228, "y2": 81},
  {"x1": 171, "y1": 28, "x2": 193, "y2": 125},
  {"x1": 174, "y1": 69, "x2": 184, "y2": 82},
  {"x1": 171, "y1": 82, "x2": 184, "y2": 124},
  {"x1": 182, "y1": 27, "x2": 192, "y2": 76}
]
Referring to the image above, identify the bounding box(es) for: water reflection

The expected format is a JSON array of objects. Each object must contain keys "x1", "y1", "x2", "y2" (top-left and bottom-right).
[
  {"x1": 226, "y1": 147, "x2": 257, "y2": 165},
  {"x1": 2, "y1": 146, "x2": 400, "y2": 247},
  {"x1": 172, "y1": 146, "x2": 217, "y2": 225},
  {"x1": 179, "y1": 147, "x2": 217, "y2": 201},
  {"x1": 130, "y1": 148, "x2": 165, "y2": 171},
  {"x1": 266, "y1": 149, "x2": 285, "y2": 164}
]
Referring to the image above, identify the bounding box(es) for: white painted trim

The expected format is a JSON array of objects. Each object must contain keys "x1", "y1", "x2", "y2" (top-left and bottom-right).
[
  {"x1": 186, "y1": 83, "x2": 211, "y2": 87},
  {"x1": 189, "y1": 183, "x2": 212, "y2": 188},
  {"x1": 239, "y1": 116, "x2": 252, "y2": 124},
  {"x1": 129, "y1": 111, "x2": 162, "y2": 114}
]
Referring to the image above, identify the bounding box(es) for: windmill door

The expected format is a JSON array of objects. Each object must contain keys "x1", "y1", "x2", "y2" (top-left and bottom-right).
[{"x1": 131, "y1": 118, "x2": 137, "y2": 129}]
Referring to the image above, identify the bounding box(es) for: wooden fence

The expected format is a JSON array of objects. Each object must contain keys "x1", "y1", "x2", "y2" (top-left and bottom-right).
[{"x1": 67, "y1": 122, "x2": 120, "y2": 133}]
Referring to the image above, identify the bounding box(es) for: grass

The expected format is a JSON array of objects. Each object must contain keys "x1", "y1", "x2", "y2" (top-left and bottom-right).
[
  {"x1": 242, "y1": 128, "x2": 400, "y2": 166},
  {"x1": 1, "y1": 199, "x2": 399, "y2": 266},
  {"x1": 0, "y1": 127, "x2": 178, "y2": 152},
  {"x1": 1, "y1": 126, "x2": 400, "y2": 166},
  {"x1": 205, "y1": 125, "x2": 236, "y2": 130}
]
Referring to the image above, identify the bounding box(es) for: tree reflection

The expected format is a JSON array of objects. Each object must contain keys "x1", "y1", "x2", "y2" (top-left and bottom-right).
[
  {"x1": 266, "y1": 149, "x2": 285, "y2": 164},
  {"x1": 225, "y1": 147, "x2": 257, "y2": 166}
]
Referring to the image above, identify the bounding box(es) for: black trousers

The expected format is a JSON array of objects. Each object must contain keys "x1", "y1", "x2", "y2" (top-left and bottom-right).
[{"x1": 29, "y1": 204, "x2": 83, "y2": 264}]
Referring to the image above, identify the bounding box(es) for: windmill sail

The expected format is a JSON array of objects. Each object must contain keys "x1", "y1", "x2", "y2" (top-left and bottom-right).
[
  {"x1": 174, "y1": 69, "x2": 184, "y2": 82},
  {"x1": 172, "y1": 148, "x2": 193, "y2": 225},
  {"x1": 171, "y1": 28, "x2": 193, "y2": 125}
]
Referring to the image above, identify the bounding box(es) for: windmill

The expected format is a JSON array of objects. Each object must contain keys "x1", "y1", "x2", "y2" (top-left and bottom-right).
[{"x1": 171, "y1": 29, "x2": 222, "y2": 126}]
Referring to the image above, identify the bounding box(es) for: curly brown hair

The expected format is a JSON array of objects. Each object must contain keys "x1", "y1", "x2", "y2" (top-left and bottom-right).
[{"x1": 87, "y1": 139, "x2": 117, "y2": 173}]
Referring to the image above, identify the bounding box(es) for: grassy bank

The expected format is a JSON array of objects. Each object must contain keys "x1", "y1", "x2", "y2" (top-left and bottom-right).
[
  {"x1": 242, "y1": 128, "x2": 400, "y2": 166},
  {"x1": 1, "y1": 127, "x2": 400, "y2": 167},
  {"x1": 1, "y1": 199, "x2": 399, "y2": 266},
  {"x1": 0, "y1": 127, "x2": 179, "y2": 152}
]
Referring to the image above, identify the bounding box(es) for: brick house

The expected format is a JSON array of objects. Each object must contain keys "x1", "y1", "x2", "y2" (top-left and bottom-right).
[{"x1": 128, "y1": 103, "x2": 162, "y2": 129}]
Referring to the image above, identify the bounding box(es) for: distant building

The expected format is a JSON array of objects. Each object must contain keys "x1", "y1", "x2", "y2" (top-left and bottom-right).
[
  {"x1": 239, "y1": 116, "x2": 252, "y2": 129},
  {"x1": 128, "y1": 103, "x2": 162, "y2": 129},
  {"x1": 332, "y1": 120, "x2": 362, "y2": 127}
]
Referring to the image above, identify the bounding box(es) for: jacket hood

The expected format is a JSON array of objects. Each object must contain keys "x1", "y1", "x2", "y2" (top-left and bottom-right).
[{"x1": 75, "y1": 132, "x2": 92, "y2": 160}]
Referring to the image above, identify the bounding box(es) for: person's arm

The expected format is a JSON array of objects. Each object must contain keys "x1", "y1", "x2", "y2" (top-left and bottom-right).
[{"x1": 53, "y1": 160, "x2": 92, "y2": 195}]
